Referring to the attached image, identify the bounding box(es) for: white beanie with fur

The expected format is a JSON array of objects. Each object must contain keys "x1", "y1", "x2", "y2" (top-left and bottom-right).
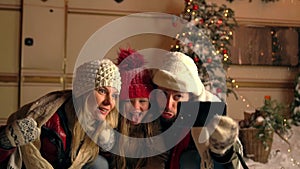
[{"x1": 152, "y1": 52, "x2": 208, "y2": 99}]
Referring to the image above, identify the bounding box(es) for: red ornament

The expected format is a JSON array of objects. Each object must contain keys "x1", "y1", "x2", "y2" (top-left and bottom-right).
[
  {"x1": 217, "y1": 19, "x2": 223, "y2": 25},
  {"x1": 207, "y1": 57, "x2": 212, "y2": 63},
  {"x1": 188, "y1": 42, "x2": 193, "y2": 47},
  {"x1": 185, "y1": 0, "x2": 191, "y2": 2},
  {"x1": 216, "y1": 88, "x2": 223, "y2": 93},
  {"x1": 222, "y1": 49, "x2": 227, "y2": 54},
  {"x1": 199, "y1": 18, "x2": 204, "y2": 24},
  {"x1": 193, "y1": 4, "x2": 199, "y2": 10},
  {"x1": 194, "y1": 57, "x2": 199, "y2": 62}
]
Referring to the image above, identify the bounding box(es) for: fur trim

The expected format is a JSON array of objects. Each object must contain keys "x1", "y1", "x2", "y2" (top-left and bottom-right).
[{"x1": 6, "y1": 90, "x2": 99, "y2": 169}]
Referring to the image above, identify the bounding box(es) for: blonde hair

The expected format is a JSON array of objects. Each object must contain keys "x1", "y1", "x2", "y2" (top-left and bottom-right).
[
  {"x1": 71, "y1": 90, "x2": 119, "y2": 164},
  {"x1": 113, "y1": 101, "x2": 161, "y2": 169}
]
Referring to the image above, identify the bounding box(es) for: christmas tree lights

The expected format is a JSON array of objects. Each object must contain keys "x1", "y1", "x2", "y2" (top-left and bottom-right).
[{"x1": 171, "y1": 0, "x2": 237, "y2": 101}]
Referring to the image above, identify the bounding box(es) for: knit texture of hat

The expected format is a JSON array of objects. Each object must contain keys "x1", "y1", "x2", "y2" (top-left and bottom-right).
[
  {"x1": 117, "y1": 48, "x2": 153, "y2": 100},
  {"x1": 73, "y1": 59, "x2": 121, "y2": 97},
  {"x1": 152, "y1": 51, "x2": 204, "y2": 96}
]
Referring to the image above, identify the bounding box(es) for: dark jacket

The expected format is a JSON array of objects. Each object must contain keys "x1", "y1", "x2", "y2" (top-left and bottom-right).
[{"x1": 165, "y1": 131, "x2": 242, "y2": 169}]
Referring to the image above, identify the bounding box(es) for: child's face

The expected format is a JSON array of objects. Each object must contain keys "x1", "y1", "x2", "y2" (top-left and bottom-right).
[{"x1": 123, "y1": 98, "x2": 150, "y2": 125}]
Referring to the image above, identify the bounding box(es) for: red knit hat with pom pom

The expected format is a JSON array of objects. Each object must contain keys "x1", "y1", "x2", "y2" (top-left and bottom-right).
[{"x1": 117, "y1": 48, "x2": 154, "y2": 100}]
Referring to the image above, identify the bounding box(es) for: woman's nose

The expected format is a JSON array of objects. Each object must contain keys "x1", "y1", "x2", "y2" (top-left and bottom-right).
[{"x1": 103, "y1": 94, "x2": 112, "y2": 105}]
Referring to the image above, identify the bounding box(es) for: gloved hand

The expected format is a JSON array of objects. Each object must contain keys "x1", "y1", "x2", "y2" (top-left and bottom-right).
[
  {"x1": 5, "y1": 117, "x2": 40, "y2": 147},
  {"x1": 206, "y1": 115, "x2": 239, "y2": 155}
]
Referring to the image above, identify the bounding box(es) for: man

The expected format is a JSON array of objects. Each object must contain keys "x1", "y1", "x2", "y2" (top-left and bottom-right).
[{"x1": 152, "y1": 51, "x2": 243, "y2": 169}]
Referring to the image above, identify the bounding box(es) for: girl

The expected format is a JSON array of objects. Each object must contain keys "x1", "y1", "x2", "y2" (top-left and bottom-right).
[{"x1": 112, "y1": 48, "x2": 166, "y2": 169}]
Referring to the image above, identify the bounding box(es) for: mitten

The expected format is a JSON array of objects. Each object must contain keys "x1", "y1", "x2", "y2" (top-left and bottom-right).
[
  {"x1": 5, "y1": 117, "x2": 40, "y2": 147},
  {"x1": 206, "y1": 115, "x2": 238, "y2": 155}
]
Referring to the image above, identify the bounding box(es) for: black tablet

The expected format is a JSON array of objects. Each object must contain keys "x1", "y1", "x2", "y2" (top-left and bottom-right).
[{"x1": 177, "y1": 101, "x2": 227, "y2": 127}]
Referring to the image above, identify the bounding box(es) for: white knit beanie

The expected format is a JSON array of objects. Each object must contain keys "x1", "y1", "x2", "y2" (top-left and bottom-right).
[
  {"x1": 152, "y1": 52, "x2": 204, "y2": 96},
  {"x1": 73, "y1": 59, "x2": 121, "y2": 97}
]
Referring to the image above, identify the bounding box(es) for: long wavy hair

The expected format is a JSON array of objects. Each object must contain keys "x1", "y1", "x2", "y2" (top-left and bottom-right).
[
  {"x1": 113, "y1": 99, "x2": 161, "y2": 169},
  {"x1": 72, "y1": 90, "x2": 119, "y2": 164}
]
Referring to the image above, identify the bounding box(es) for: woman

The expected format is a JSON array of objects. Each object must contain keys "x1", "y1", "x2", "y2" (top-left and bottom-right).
[
  {"x1": 0, "y1": 59, "x2": 121, "y2": 169},
  {"x1": 112, "y1": 48, "x2": 166, "y2": 169}
]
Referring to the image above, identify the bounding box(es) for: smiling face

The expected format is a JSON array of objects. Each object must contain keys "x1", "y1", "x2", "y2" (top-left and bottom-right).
[
  {"x1": 122, "y1": 98, "x2": 150, "y2": 125},
  {"x1": 155, "y1": 87, "x2": 190, "y2": 121},
  {"x1": 87, "y1": 86, "x2": 119, "y2": 121}
]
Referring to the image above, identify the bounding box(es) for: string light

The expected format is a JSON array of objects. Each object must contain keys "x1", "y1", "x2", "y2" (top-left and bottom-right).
[{"x1": 233, "y1": 80, "x2": 300, "y2": 168}]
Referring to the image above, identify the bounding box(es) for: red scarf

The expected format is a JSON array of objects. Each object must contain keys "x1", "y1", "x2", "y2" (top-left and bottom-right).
[{"x1": 169, "y1": 132, "x2": 191, "y2": 169}]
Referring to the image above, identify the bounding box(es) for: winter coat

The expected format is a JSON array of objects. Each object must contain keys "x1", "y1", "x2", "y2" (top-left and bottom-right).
[
  {"x1": 0, "y1": 90, "x2": 111, "y2": 169},
  {"x1": 166, "y1": 131, "x2": 243, "y2": 169}
]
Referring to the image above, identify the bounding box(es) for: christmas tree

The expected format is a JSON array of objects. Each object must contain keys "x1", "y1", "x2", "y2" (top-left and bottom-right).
[
  {"x1": 171, "y1": 0, "x2": 237, "y2": 101},
  {"x1": 291, "y1": 73, "x2": 300, "y2": 126}
]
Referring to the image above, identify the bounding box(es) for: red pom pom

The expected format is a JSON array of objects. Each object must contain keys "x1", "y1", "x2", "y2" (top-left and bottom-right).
[{"x1": 117, "y1": 48, "x2": 145, "y2": 71}]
